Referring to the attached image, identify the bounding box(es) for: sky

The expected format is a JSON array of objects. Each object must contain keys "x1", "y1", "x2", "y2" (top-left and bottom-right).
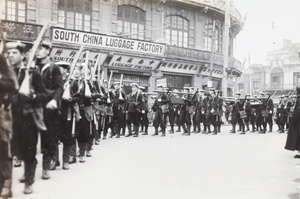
[{"x1": 233, "y1": 0, "x2": 300, "y2": 66}]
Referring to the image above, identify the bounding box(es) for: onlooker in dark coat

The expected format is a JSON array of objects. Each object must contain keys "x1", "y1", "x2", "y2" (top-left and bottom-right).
[{"x1": 285, "y1": 87, "x2": 300, "y2": 158}]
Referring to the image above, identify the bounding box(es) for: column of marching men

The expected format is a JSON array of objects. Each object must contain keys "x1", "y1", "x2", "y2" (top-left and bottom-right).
[{"x1": 0, "y1": 40, "x2": 298, "y2": 198}]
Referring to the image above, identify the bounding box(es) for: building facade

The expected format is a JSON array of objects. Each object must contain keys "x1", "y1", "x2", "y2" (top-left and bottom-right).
[
  {"x1": 1, "y1": 0, "x2": 243, "y2": 95},
  {"x1": 236, "y1": 40, "x2": 300, "y2": 102}
]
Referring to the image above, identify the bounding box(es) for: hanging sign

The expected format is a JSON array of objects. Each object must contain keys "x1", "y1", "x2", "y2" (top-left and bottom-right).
[
  {"x1": 49, "y1": 47, "x2": 108, "y2": 67},
  {"x1": 109, "y1": 55, "x2": 160, "y2": 71},
  {"x1": 160, "y1": 61, "x2": 223, "y2": 78},
  {"x1": 52, "y1": 27, "x2": 166, "y2": 56}
]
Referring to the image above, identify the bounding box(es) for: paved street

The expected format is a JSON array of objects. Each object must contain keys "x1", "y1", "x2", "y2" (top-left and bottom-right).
[{"x1": 11, "y1": 125, "x2": 300, "y2": 199}]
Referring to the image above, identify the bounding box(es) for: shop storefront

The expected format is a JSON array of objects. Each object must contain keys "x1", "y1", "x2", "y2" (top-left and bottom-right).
[
  {"x1": 107, "y1": 54, "x2": 160, "y2": 93},
  {"x1": 164, "y1": 45, "x2": 241, "y2": 91}
]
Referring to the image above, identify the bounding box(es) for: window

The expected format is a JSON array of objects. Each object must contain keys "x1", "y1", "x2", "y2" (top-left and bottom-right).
[
  {"x1": 1, "y1": 0, "x2": 27, "y2": 22},
  {"x1": 204, "y1": 17, "x2": 223, "y2": 53},
  {"x1": 165, "y1": 15, "x2": 188, "y2": 47},
  {"x1": 165, "y1": 75, "x2": 192, "y2": 89},
  {"x1": 117, "y1": 5, "x2": 145, "y2": 40},
  {"x1": 294, "y1": 72, "x2": 300, "y2": 86},
  {"x1": 58, "y1": 0, "x2": 91, "y2": 32},
  {"x1": 253, "y1": 80, "x2": 260, "y2": 95},
  {"x1": 271, "y1": 73, "x2": 283, "y2": 89},
  {"x1": 238, "y1": 83, "x2": 244, "y2": 93}
]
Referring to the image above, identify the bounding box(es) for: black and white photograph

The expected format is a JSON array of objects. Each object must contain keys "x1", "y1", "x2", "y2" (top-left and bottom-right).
[{"x1": 1, "y1": 0, "x2": 300, "y2": 198}]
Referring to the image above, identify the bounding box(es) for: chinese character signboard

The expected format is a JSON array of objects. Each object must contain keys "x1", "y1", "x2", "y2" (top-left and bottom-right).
[
  {"x1": 1, "y1": 20, "x2": 42, "y2": 42},
  {"x1": 49, "y1": 47, "x2": 108, "y2": 67},
  {"x1": 108, "y1": 55, "x2": 160, "y2": 71},
  {"x1": 166, "y1": 45, "x2": 241, "y2": 68},
  {"x1": 160, "y1": 61, "x2": 223, "y2": 78}
]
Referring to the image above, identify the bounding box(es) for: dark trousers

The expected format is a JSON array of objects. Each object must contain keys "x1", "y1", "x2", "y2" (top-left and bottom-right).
[
  {"x1": 0, "y1": 140, "x2": 12, "y2": 193},
  {"x1": 87, "y1": 121, "x2": 95, "y2": 151},
  {"x1": 63, "y1": 144, "x2": 71, "y2": 163},
  {"x1": 41, "y1": 109, "x2": 60, "y2": 170},
  {"x1": 12, "y1": 114, "x2": 38, "y2": 185},
  {"x1": 127, "y1": 112, "x2": 139, "y2": 126},
  {"x1": 153, "y1": 109, "x2": 166, "y2": 129},
  {"x1": 70, "y1": 139, "x2": 87, "y2": 157},
  {"x1": 166, "y1": 108, "x2": 175, "y2": 127}
]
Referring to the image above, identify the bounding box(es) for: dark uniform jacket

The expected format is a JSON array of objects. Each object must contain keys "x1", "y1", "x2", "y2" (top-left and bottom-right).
[
  {"x1": 38, "y1": 62, "x2": 63, "y2": 102},
  {"x1": 127, "y1": 90, "x2": 143, "y2": 113},
  {"x1": 285, "y1": 96, "x2": 300, "y2": 151}
]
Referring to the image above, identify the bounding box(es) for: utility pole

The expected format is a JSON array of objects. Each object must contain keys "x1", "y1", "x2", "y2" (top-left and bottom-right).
[{"x1": 222, "y1": 0, "x2": 231, "y2": 97}]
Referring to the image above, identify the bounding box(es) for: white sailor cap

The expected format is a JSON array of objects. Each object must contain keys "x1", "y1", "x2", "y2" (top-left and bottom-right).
[{"x1": 130, "y1": 83, "x2": 139, "y2": 87}]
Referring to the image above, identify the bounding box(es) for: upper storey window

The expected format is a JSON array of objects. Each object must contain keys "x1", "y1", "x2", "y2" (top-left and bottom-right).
[
  {"x1": 58, "y1": 0, "x2": 91, "y2": 32},
  {"x1": 204, "y1": 18, "x2": 223, "y2": 53},
  {"x1": 117, "y1": 5, "x2": 145, "y2": 40},
  {"x1": 165, "y1": 15, "x2": 188, "y2": 47},
  {"x1": 1, "y1": 0, "x2": 27, "y2": 22}
]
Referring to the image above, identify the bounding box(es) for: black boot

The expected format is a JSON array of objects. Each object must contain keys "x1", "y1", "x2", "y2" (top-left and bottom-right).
[
  {"x1": 193, "y1": 125, "x2": 196, "y2": 133},
  {"x1": 263, "y1": 124, "x2": 267, "y2": 133},
  {"x1": 197, "y1": 124, "x2": 201, "y2": 133},
  {"x1": 116, "y1": 128, "x2": 121, "y2": 138},
  {"x1": 152, "y1": 127, "x2": 158, "y2": 136},
  {"x1": 133, "y1": 126, "x2": 139, "y2": 137},
  {"x1": 246, "y1": 123, "x2": 250, "y2": 131},
  {"x1": 161, "y1": 128, "x2": 166, "y2": 137},
  {"x1": 279, "y1": 125, "x2": 284, "y2": 133},
  {"x1": 277, "y1": 125, "x2": 281, "y2": 132},
  {"x1": 212, "y1": 126, "x2": 217, "y2": 135},
  {"x1": 169, "y1": 126, "x2": 174, "y2": 134},
  {"x1": 176, "y1": 125, "x2": 181, "y2": 132},
  {"x1": 142, "y1": 125, "x2": 148, "y2": 135},
  {"x1": 185, "y1": 125, "x2": 191, "y2": 136},
  {"x1": 259, "y1": 126, "x2": 265, "y2": 134},
  {"x1": 269, "y1": 125, "x2": 272, "y2": 133},
  {"x1": 230, "y1": 124, "x2": 236, "y2": 133},
  {"x1": 181, "y1": 124, "x2": 187, "y2": 135},
  {"x1": 140, "y1": 125, "x2": 144, "y2": 132},
  {"x1": 121, "y1": 125, "x2": 126, "y2": 136},
  {"x1": 203, "y1": 125, "x2": 207, "y2": 134},
  {"x1": 207, "y1": 125, "x2": 211, "y2": 134},
  {"x1": 125, "y1": 124, "x2": 132, "y2": 137},
  {"x1": 251, "y1": 124, "x2": 255, "y2": 132},
  {"x1": 103, "y1": 129, "x2": 107, "y2": 139},
  {"x1": 240, "y1": 125, "x2": 245, "y2": 134}
]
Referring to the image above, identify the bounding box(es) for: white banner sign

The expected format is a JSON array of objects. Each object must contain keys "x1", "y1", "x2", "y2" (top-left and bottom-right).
[
  {"x1": 49, "y1": 47, "x2": 108, "y2": 67},
  {"x1": 156, "y1": 78, "x2": 167, "y2": 87},
  {"x1": 52, "y1": 28, "x2": 166, "y2": 56},
  {"x1": 109, "y1": 55, "x2": 160, "y2": 71}
]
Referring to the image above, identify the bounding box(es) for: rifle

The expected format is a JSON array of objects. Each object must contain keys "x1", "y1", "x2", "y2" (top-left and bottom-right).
[
  {"x1": 84, "y1": 51, "x2": 92, "y2": 98},
  {"x1": 107, "y1": 71, "x2": 113, "y2": 89},
  {"x1": 191, "y1": 88, "x2": 199, "y2": 102},
  {"x1": 62, "y1": 45, "x2": 85, "y2": 100},
  {"x1": 284, "y1": 89, "x2": 296, "y2": 109},
  {"x1": 91, "y1": 54, "x2": 101, "y2": 82},
  {"x1": 119, "y1": 74, "x2": 125, "y2": 100},
  {"x1": 19, "y1": 22, "x2": 53, "y2": 97}
]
